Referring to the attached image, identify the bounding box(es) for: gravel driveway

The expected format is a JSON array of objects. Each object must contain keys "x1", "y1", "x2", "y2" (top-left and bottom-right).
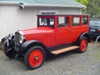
[{"x1": 0, "y1": 41, "x2": 100, "y2": 75}]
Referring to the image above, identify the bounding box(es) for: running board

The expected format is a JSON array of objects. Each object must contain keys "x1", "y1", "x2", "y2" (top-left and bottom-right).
[{"x1": 51, "y1": 46, "x2": 79, "y2": 55}]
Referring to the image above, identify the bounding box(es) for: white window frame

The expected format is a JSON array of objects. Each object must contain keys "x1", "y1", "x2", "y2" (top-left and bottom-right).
[{"x1": 39, "y1": 10, "x2": 58, "y2": 14}]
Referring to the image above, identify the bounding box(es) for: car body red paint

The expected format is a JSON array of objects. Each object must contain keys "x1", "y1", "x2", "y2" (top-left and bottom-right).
[
  {"x1": 3, "y1": 14, "x2": 90, "y2": 70},
  {"x1": 21, "y1": 14, "x2": 89, "y2": 47}
]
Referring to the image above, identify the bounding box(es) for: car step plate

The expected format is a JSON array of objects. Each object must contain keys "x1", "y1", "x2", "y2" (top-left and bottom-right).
[{"x1": 51, "y1": 46, "x2": 79, "y2": 54}]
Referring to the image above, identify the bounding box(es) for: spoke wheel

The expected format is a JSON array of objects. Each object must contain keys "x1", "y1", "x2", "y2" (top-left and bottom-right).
[
  {"x1": 29, "y1": 49, "x2": 44, "y2": 67},
  {"x1": 80, "y1": 39, "x2": 87, "y2": 51},
  {"x1": 78, "y1": 37, "x2": 88, "y2": 53},
  {"x1": 24, "y1": 46, "x2": 45, "y2": 70}
]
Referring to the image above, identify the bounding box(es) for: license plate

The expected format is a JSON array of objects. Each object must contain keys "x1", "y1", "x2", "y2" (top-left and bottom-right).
[{"x1": 90, "y1": 29, "x2": 95, "y2": 32}]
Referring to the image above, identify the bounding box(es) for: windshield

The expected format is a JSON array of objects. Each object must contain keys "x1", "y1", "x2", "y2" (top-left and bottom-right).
[
  {"x1": 38, "y1": 17, "x2": 54, "y2": 28},
  {"x1": 90, "y1": 20, "x2": 100, "y2": 26}
]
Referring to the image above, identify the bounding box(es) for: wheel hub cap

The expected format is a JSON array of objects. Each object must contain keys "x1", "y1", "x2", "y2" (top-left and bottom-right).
[{"x1": 34, "y1": 56, "x2": 39, "y2": 60}]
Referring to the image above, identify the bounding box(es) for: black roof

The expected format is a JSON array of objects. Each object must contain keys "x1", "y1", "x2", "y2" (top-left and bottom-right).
[{"x1": 37, "y1": 14, "x2": 90, "y2": 16}]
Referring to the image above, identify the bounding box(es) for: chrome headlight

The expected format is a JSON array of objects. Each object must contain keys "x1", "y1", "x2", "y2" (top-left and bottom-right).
[
  {"x1": 15, "y1": 31, "x2": 25, "y2": 44},
  {"x1": 19, "y1": 35, "x2": 25, "y2": 43}
]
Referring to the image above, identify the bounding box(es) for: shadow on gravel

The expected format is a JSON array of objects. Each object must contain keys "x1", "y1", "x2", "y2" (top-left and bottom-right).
[
  {"x1": 14, "y1": 58, "x2": 29, "y2": 70},
  {"x1": 15, "y1": 50, "x2": 78, "y2": 61},
  {"x1": 90, "y1": 37, "x2": 100, "y2": 42},
  {"x1": 46, "y1": 50, "x2": 79, "y2": 61},
  {"x1": 4, "y1": 39, "x2": 97, "y2": 71},
  {"x1": 13, "y1": 50, "x2": 79, "y2": 70}
]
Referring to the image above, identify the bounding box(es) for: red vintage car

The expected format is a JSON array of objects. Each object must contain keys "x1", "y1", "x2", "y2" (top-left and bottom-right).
[{"x1": 4, "y1": 14, "x2": 90, "y2": 70}]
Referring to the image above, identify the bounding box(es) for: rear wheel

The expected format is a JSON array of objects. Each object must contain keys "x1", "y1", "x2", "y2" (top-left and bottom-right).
[
  {"x1": 24, "y1": 46, "x2": 46, "y2": 70},
  {"x1": 78, "y1": 37, "x2": 88, "y2": 53}
]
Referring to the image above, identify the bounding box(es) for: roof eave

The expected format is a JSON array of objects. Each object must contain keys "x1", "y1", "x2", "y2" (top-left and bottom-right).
[
  {"x1": 20, "y1": 4, "x2": 86, "y2": 9},
  {"x1": 0, "y1": 1, "x2": 20, "y2": 6}
]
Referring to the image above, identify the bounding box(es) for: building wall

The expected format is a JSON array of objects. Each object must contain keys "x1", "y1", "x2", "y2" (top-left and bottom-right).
[{"x1": 0, "y1": 5, "x2": 81, "y2": 40}]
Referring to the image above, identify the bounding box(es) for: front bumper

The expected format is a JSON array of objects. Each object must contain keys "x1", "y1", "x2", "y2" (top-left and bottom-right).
[{"x1": 6, "y1": 39, "x2": 23, "y2": 53}]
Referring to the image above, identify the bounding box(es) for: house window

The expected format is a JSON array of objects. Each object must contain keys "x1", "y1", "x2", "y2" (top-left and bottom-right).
[
  {"x1": 39, "y1": 10, "x2": 58, "y2": 14},
  {"x1": 41, "y1": 12, "x2": 56, "y2": 14}
]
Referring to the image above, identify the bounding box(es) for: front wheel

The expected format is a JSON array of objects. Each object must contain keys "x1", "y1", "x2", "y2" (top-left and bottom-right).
[
  {"x1": 78, "y1": 37, "x2": 88, "y2": 53},
  {"x1": 24, "y1": 46, "x2": 46, "y2": 70}
]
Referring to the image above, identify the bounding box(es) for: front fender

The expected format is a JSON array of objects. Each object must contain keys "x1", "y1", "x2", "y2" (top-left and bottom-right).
[
  {"x1": 21, "y1": 40, "x2": 50, "y2": 54},
  {"x1": 1, "y1": 34, "x2": 14, "y2": 43}
]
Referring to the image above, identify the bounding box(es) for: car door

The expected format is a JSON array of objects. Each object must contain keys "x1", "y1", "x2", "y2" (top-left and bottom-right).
[
  {"x1": 70, "y1": 16, "x2": 82, "y2": 43},
  {"x1": 55, "y1": 16, "x2": 71, "y2": 45}
]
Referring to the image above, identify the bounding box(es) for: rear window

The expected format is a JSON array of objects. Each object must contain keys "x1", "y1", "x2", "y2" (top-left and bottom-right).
[{"x1": 82, "y1": 17, "x2": 88, "y2": 25}]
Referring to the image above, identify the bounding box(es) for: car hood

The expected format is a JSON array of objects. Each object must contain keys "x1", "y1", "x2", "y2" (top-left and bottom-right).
[{"x1": 21, "y1": 26, "x2": 54, "y2": 35}]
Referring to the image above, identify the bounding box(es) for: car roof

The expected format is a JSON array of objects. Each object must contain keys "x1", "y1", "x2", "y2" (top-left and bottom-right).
[
  {"x1": 90, "y1": 20, "x2": 100, "y2": 21},
  {"x1": 37, "y1": 14, "x2": 90, "y2": 16}
]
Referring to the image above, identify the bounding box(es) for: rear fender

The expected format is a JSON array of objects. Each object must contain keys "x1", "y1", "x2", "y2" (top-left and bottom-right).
[
  {"x1": 21, "y1": 40, "x2": 50, "y2": 55},
  {"x1": 77, "y1": 32, "x2": 90, "y2": 45}
]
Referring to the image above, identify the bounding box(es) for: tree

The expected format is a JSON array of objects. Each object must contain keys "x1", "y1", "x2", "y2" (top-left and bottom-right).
[
  {"x1": 75, "y1": 0, "x2": 88, "y2": 14},
  {"x1": 75, "y1": 0, "x2": 100, "y2": 17},
  {"x1": 86, "y1": 0, "x2": 100, "y2": 17},
  {"x1": 75, "y1": 0, "x2": 88, "y2": 5}
]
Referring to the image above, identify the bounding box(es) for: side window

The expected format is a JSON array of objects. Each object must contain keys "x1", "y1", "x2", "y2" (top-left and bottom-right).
[
  {"x1": 38, "y1": 18, "x2": 54, "y2": 28},
  {"x1": 40, "y1": 18, "x2": 47, "y2": 25},
  {"x1": 58, "y1": 17, "x2": 69, "y2": 27},
  {"x1": 72, "y1": 17, "x2": 80, "y2": 26},
  {"x1": 82, "y1": 17, "x2": 88, "y2": 25},
  {"x1": 39, "y1": 18, "x2": 54, "y2": 25},
  {"x1": 50, "y1": 18, "x2": 54, "y2": 25}
]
